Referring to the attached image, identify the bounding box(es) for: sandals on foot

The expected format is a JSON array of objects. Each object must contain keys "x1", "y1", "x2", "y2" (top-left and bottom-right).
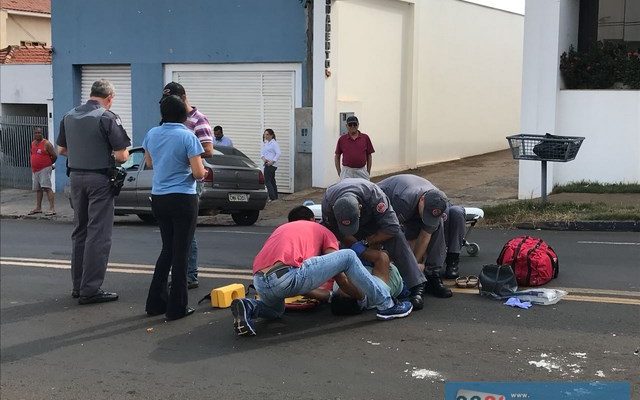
[{"x1": 27, "y1": 210, "x2": 42, "y2": 215}]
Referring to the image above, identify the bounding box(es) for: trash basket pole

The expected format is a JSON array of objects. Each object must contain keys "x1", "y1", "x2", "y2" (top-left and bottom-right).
[{"x1": 541, "y1": 160, "x2": 548, "y2": 203}]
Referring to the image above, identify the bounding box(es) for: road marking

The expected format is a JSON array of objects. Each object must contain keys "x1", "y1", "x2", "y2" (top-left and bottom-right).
[
  {"x1": 444, "y1": 280, "x2": 640, "y2": 298},
  {"x1": 0, "y1": 257, "x2": 252, "y2": 276},
  {"x1": 450, "y1": 287, "x2": 640, "y2": 305},
  {"x1": 563, "y1": 295, "x2": 640, "y2": 306},
  {"x1": 3, "y1": 257, "x2": 639, "y2": 305},
  {"x1": 554, "y1": 287, "x2": 640, "y2": 297},
  {"x1": 577, "y1": 241, "x2": 640, "y2": 246}
]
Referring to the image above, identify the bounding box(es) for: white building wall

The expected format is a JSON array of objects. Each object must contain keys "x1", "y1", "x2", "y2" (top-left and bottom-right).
[
  {"x1": 415, "y1": 0, "x2": 523, "y2": 166},
  {"x1": 313, "y1": 0, "x2": 524, "y2": 188},
  {"x1": 0, "y1": 64, "x2": 52, "y2": 104},
  {"x1": 555, "y1": 91, "x2": 640, "y2": 184},
  {"x1": 315, "y1": 0, "x2": 413, "y2": 188},
  {"x1": 518, "y1": 0, "x2": 563, "y2": 199},
  {"x1": 519, "y1": 0, "x2": 639, "y2": 198},
  {"x1": 312, "y1": 0, "x2": 329, "y2": 187}
]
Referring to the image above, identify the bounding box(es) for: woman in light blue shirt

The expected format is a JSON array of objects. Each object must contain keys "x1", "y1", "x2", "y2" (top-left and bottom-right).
[
  {"x1": 260, "y1": 128, "x2": 281, "y2": 201},
  {"x1": 142, "y1": 95, "x2": 207, "y2": 321}
]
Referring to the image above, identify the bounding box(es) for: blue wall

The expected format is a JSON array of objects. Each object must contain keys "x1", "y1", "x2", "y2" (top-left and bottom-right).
[{"x1": 51, "y1": 0, "x2": 309, "y2": 190}]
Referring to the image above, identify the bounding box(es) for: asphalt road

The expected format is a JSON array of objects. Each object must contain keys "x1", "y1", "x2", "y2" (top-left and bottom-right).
[{"x1": 1, "y1": 219, "x2": 639, "y2": 399}]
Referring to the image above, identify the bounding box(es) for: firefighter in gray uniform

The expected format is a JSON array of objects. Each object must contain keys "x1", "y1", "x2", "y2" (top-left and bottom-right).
[
  {"x1": 321, "y1": 178, "x2": 427, "y2": 310},
  {"x1": 378, "y1": 174, "x2": 466, "y2": 298},
  {"x1": 56, "y1": 79, "x2": 130, "y2": 305}
]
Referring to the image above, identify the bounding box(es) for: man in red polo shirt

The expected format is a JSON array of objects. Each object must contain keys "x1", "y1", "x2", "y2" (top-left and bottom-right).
[{"x1": 334, "y1": 115, "x2": 375, "y2": 180}]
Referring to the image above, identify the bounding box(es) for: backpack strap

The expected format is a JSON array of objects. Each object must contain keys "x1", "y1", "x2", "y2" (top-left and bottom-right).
[
  {"x1": 497, "y1": 235, "x2": 527, "y2": 265},
  {"x1": 510, "y1": 236, "x2": 530, "y2": 270},
  {"x1": 525, "y1": 239, "x2": 544, "y2": 286},
  {"x1": 547, "y1": 245, "x2": 559, "y2": 278}
]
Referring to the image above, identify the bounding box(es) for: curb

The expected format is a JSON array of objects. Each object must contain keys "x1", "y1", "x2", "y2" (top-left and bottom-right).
[
  {"x1": 516, "y1": 220, "x2": 640, "y2": 232},
  {"x1": 0, "y1": 214, "x2": 72, "y2": 222}
]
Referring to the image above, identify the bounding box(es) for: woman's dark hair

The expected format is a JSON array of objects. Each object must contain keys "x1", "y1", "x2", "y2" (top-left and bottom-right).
[
  {"x1": 264, "y1": 128, "x2": 276, "y2": 140},
  {"x1": 288, "y1": 206, "x2": 315, "y2": 222},
  {"x1": 160, "y1": 95, "x2": 188, "y2": 123}
]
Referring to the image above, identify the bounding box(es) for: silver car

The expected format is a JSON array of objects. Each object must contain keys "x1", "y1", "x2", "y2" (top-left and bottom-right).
[{"x1": 115, "y1": 146, "x2": 268, "y2": 225}]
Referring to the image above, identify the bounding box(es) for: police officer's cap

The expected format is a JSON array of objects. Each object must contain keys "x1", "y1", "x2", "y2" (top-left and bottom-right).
[
  {"x1": 422, "y1": 190, "x2": 449, "y2": 230},
  {"x1": 333, "y1": 194, "x2": 360, "y2": 237}
]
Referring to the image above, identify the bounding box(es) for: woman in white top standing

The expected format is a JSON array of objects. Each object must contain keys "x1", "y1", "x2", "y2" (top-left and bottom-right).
[{"x1": 260, "y1": 128, "x2": 281, "y2": 201}]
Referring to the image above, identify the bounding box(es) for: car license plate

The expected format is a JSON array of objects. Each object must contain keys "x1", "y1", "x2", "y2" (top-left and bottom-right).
[{"x1": 229, "y1": 193, "x2": 249, "y2": 202}]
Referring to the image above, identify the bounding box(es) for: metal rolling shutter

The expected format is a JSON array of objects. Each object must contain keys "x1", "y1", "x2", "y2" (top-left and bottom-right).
[
  {"x1": 173, "y1": 70, "x2": 294, "y2": 193},
  {"x1": 81, "y1": 65, "x2": 133, "y2": 140}
]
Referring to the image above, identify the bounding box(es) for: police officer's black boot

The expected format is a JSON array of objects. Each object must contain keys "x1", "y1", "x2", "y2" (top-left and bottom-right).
[
  {"x1": 409, "y1": 283, "x2": 425, "y2": 310},
  {"x1": 444, "y1": 252, "x2": 460, "y2": 279},
  {"x1": 425, "y1": 275, "x2": 453, "y2": 298}
]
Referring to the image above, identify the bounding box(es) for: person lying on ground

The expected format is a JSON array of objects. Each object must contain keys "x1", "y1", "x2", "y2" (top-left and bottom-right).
[
  {"x1": 288, "y1": 205, "x2": 412, "y2": 315},
  {"x1": 287, "y1": 205, "x2": 396, "y2": 303},
  {"x1": 230, "y1": 219, "x2": 413, "y2": 336}
]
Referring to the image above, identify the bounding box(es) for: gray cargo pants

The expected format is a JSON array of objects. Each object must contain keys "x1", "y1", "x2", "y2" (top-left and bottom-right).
[
  {"x1": 69, "y1": 171, "x2": 115, "y2": 297},
  {"x1": 404, "y1": 205, "x2": 466, "y2": 276}
]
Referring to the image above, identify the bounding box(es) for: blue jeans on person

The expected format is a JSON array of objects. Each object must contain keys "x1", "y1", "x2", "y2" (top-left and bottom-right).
[
  {"x1": 186, "y1": 182, "x2": 202, "y2": 283},
  {"x1": 244, "y1": 249, "x2": 394, "y2": 320},
  {"x1": 187, "y1": 237, "x2": 198, "y2": 282}
]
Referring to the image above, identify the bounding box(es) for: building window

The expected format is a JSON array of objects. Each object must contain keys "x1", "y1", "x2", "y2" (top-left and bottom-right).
[{"x1": 579, "y1": 0, "x2": 640, "y2": 51}]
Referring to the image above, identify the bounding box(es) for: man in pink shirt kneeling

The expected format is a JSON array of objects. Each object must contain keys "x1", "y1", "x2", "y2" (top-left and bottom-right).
[{"x1": 231, "y1": 220, "x2": 413, "y2": 336}]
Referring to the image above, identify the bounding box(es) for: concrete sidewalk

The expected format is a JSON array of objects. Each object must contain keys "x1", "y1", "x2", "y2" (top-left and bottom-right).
[
  {"x1": 2, "y1": 150, "x2": 519, "y2": 225},
  {"x1": 2, "y1": 150, "x2": 638, "y2": 228}
]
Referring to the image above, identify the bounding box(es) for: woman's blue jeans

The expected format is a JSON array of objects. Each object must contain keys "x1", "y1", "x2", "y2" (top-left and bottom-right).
[{"x1": 245, "y1": 249, "x2": 393, "y2": 320}]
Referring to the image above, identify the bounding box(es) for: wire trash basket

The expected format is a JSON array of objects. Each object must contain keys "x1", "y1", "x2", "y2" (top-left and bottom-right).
[{"x1": 506, "y1": 133, "x2": 585, "y2": 162}]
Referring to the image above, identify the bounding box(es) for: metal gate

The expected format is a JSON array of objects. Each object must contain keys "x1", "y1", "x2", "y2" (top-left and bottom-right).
[{"x1": 0, "y1": 116, "x2": 49, "y2": 189}]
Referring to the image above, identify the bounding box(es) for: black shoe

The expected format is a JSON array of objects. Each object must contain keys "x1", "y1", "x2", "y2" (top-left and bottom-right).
[
  {"x1": 78, "y1": 289, "x2": 119, "y2": 305},
  {"x1": 71, "y1": 290, "x2": 80, "y2": 298},
  {"x1": 146, "y1": 308, "x2": 166, "y2": 317},
  {"x1": 408, "y1": 283, "x2": 426, "y2": 310},
  {"x1": 166, "y1": 307, "x2": 195, "y2": 321},
  {"x1": 187, "y1": 279, "x2": 199, "y2": 289},
  {"x1": 444, "y1": 253, "x2": 460, "y2": 279},
  {"x1": 425, "y1": 276, "x2": 453, "y2": 298}
]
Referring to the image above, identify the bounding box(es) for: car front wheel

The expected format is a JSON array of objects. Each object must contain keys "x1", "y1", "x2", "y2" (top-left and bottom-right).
[{"x1": 231, "y1": 210, "x2": 259, "y2": 226}]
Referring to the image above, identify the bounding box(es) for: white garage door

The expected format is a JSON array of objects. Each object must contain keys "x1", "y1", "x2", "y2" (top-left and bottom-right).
[
  {"x1": 81, "y1": 65, "x2": 132, "y2": 140},
  {"x1": 169, "y1": 66, "x2": 298, "y2": 193}
]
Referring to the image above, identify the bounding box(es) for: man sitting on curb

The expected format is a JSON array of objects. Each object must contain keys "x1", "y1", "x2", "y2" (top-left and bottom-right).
[
  {"x1": 230, "y1": 219, "x2": 413, "y2": 336},
  {"x1": 378, "y1": 174, "x2": 466, "y2": 298}
]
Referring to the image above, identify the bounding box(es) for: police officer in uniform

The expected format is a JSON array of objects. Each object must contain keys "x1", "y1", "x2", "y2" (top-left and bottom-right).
[
  {"x1": 321, "y1": 178, "x2": 427, "y2": 310},
  {"x1": 378, "y1": 174, "x2": 467, "y2": 298},
  {"x1": 56, "y1": 79, "x2": 130, "y2": 304}
]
